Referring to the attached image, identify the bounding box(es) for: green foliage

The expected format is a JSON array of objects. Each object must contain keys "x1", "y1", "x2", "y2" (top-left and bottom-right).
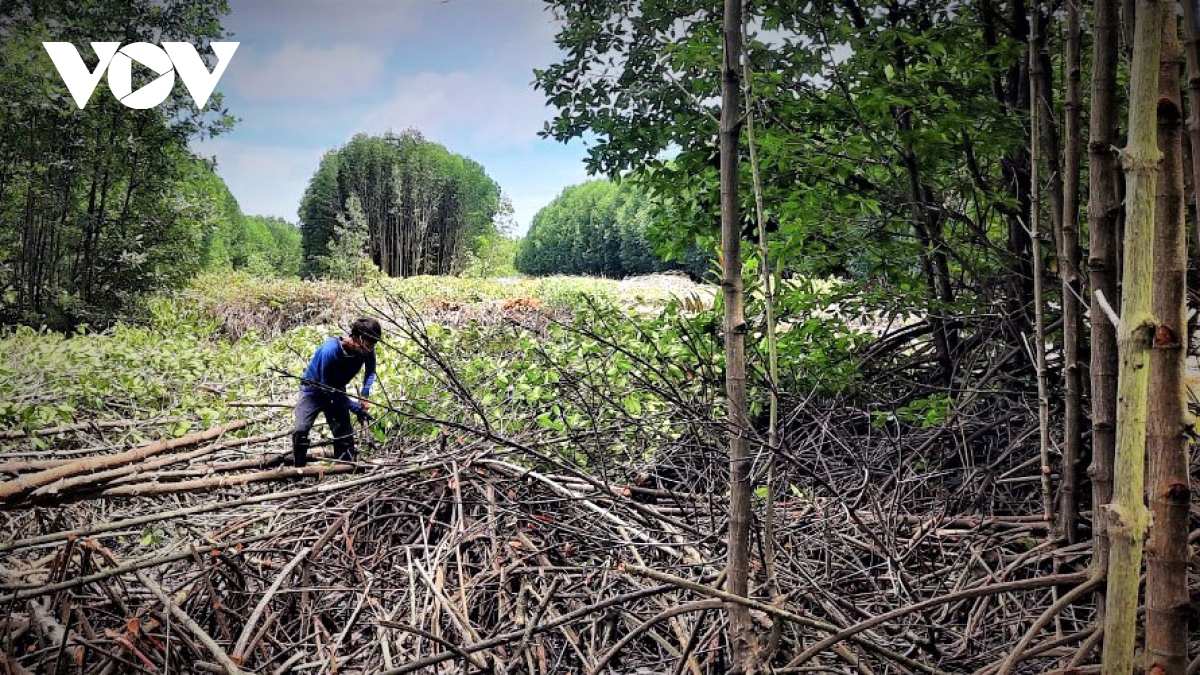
[
  {"x1": 460, "y1": 235, "x2": 520, "y2": 278},
  {"x1": 0, "y1": 0, "x2": 236, "y2": 328},
  {"x1": 300, "y1": 130, "x2": 504, "y2": 278},
  {"x1": 388, "y1": 279, "x2": 867, "y2": 459},
  {"x1": 514, "y1": 179, "x2": 681, "y2": 278},
  {"x1": 235, "y1": 215, "x2": 303, "y2": 277},
  {"x1": 300, "y1": 151, "x2": 343, "y2": 275},
  {"x1": 760, "y1": 277, "x2": 869, "y2": 395},
  {"x1": 3, "y1": 269, "x2": 868, "y2": 472},
  {"x1": 536, "y1": 0, "x2": 1031, "y2": 339},
  {"x1": 900, "y1": 394, "x2": 954, "y2": 428},
  {"x1": 177, "y1": 156, "x2": 303, "y2": 279},
  {"x1": 874, "y1": 394, "x2": 954, "y2": 429},
  {"x1": 382, "y1": 296, "x2": 711, "y2": 457},
  {"x1": 319, "y1": 194, "x2": 375, "y2": 284},
  {"x1": 0, "y1": 321, "x2": 293, "y2": 433}
]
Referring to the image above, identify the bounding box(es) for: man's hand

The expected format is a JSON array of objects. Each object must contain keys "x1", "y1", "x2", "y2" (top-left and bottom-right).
[
  {"x1": 358, "y1": 398, "x2": 371, "y2": 412},
  {"x1": 354, "y1": 407, "x2": 372, "y2": 424}
]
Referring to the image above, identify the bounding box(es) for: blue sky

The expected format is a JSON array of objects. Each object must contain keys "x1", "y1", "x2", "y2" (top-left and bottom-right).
[{"x1": 191, "y1": 0, "x2": 593, "y2": 236}]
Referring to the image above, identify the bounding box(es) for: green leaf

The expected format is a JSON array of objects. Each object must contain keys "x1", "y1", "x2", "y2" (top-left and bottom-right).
[{"x1": 624, "y1": 396, "x2": 643, "y2": 416}]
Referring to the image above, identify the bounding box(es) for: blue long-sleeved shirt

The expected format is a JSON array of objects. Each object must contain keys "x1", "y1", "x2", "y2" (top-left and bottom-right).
[{"x1": 300, "y1": 337, "x2": 377, "y2": 409}]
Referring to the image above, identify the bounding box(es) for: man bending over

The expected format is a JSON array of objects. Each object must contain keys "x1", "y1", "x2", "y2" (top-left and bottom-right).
[{"x1": 292, "y1": 317, "x2": 381, "y2": 467}]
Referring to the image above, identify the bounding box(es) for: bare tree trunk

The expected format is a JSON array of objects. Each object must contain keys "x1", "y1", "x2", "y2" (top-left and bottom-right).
[
  {"x1": 1183, "y1": 0, "x2": 1200, "y2": 266},
  {"x1": 1029, "y1": 4, "x2": 1055, "y2": 529},
  {"x1": 1002, "y1": 0, "x2": 1035, "y2": 333},
  {"x1": 898, "y1": 135, "x2": 958, "y2": 384},
  {"x1": 743, "y1": 31, "x2": 783, "y2": 661},
  {"x1": 1088, "y1": 0, "x2": 1121, "y2": 613},
  {"x1": 1145, "y1": 13, "x2": 1189, "y2": 674},
  {"x1": 720, "y1": 0, "x2": 755, "y2": 671},
  {"x1": 1101, "y1": 0, "x2": 1163, "y2": 671},
  {"x1": 1057, "y1": 0, "x2": 1084, "y2": 544}
]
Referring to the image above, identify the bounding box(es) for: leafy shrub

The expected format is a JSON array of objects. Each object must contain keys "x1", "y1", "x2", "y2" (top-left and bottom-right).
[{"x1": 0, "y1": 322, "x2": 304, "y2": 433}]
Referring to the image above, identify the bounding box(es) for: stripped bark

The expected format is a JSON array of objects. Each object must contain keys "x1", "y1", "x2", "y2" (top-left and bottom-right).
[
  {"x1": 1029, "y1": 2, "x2": 1055, "y2": 528},
  {"x1": 0, "y1": 416, "x2": 263, "y2": 503}
]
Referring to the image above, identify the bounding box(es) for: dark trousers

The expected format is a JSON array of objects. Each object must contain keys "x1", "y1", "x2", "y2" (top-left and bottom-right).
[{"x1": 292, "y1": 392, "x2": 355, "y2": 466}]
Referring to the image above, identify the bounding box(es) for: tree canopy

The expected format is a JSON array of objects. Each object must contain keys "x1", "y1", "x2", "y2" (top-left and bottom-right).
[
  {"x1": 299, "y1": 130, "x2": 505, "y2": 278},
  {"x1": 0, "y1": 0, "x2": 236, "y2": 327},
  {"x1": 515, "y1": 179, "x2": 678, "y2": 278},
  {"x1": 172, "y1": 156, "x2": 302, "y2": 279},
  {"x1": 536, "y1": 0, "x2": 1032, "y2": 346}
]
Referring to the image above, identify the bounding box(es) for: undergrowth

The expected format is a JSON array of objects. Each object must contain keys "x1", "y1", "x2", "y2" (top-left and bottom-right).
[{"x1": 1, "y1": 273, "x2": 870, "y2": 453}]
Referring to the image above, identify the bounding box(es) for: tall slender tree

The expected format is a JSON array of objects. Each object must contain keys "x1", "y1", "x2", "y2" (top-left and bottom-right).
[
  {"x1": 1185, "y1": 0, "x2": 1200, "y2": 256},
  {"x1": 1057, "y1": 0, "x2": 1084, "y2": 543},
  {"x1": 299, "y1": 132, "x2": 502, "y2": 278},
  {"x1": 1087, "y1": 0, "x2": 1122, "y2": 613},
  {"x1": 1029, "y1": 2, "x2": 1055, "y2": 528},
  {"x1": 0, "y1": 0, "x2": 235, "y2": 326},
  {"x1": 1144, "y1": 12, "x2": 1189, "y2": 674},
  {"x1": 1101, "y1": 0, "x2": 1164, "y2": 671},
  {"x1": 719, "y1": 0, "x2": 756, "y2": 671}
]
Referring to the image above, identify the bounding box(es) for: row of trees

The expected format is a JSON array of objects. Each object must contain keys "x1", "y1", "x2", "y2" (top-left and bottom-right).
[
  {"x1": 179, "y1": 157, "x2": 303, "y2": 278},
  {"x1": 212, "y1": 214, "x2": 303, "y2": 277},
  {"x1": 536, "y1": 0, "x2": 1192, "y2": 671},
  {"x1": 0, "y1": 0, "x2": 236, "y2": 327},
  {"x1": 299, "y1": 131, "x2": 506, "y2": 279},
  {"x1": 514, "y1": 180, "x2": 676, "y2": 278}
]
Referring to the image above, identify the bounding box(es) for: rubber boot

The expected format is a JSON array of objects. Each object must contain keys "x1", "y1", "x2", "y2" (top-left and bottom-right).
[
  {"x1": 333, "y1": 442, "x2": 356, "y2": 464},
  {"x1": 291, "y1": 432, "x2": 310, "y2": 468}
]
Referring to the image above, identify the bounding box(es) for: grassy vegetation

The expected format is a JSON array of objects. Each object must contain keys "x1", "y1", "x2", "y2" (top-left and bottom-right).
[
  {"x1": 0, "y1": 274, "x2": 620, "y2": 432},
  {"x1": 1, "y1": 272, "x2": 868, "y2": 450}
]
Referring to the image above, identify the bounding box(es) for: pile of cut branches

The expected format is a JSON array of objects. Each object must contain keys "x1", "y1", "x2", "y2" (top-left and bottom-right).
[
  {"x1": 0, "y1": 416, "x2": 1111, "y2": 675},
  {"x1": 4, "y1": 295, "x2": 1196, "y2": 674}
]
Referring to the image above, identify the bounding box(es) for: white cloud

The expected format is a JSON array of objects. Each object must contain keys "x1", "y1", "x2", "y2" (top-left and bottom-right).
[
  {"x1": 227, "y1": 43, "x2": 388, "y2": 101},
  {"x1": 226, "y1": 0, "x2": 425, "y2": 42},
  {"x1": 360, "y1": 70, "x2": 552, "y2": 149},
  {"x1": 191, "y1": 138, "x2": 327, "y2": 221}
]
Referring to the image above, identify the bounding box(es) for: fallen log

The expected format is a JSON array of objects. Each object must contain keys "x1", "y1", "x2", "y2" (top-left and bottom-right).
[
  {"x1": 30, "y1": 429, "x2": 292, "y2": 499},
  {"x1": 0, "y1": 457, "x2": 79, "y2": 474},
  {"x1": 1, "y1": 465, "x2": 427, "y2": 553},
  {"x1": 96, "y1": 463, "x2": 356, "y2": 498},
  {"x1": 0, "y1": 414, "x2": 270, "y2": 504}
]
